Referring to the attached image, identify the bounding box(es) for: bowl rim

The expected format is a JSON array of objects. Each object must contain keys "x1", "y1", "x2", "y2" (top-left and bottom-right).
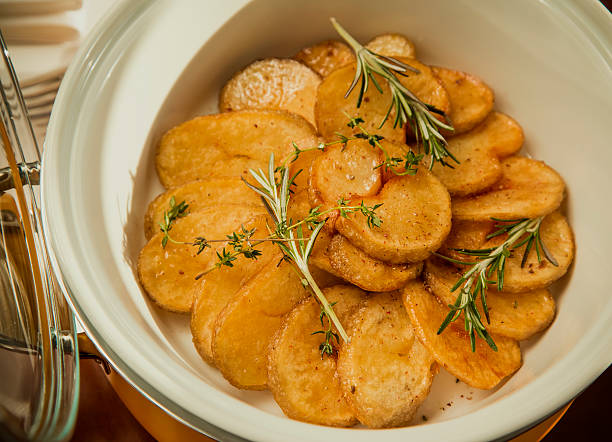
[{"x1": 41, "y1": 0, "x2": 612, "y2": 441}]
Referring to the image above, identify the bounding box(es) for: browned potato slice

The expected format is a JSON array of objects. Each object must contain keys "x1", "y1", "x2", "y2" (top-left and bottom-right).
[
  {"x1": 429, "y1": 112, "x2": 523, "y2": 196},
  {"x1": 365, "y1": 33, "x2": 416, "y2": 58},
  {"x1": 308, "y1": 139, "x2": 383, "y2": 208},
  {"x1": 156, "y1": 110, "x2": 319, "y2": 188},
  {"x1": 431, "y1": 67, "x2": 494, "y2": 134},
  {"x1": 219, "y1": 58, "x2": 321, "y2": 126},
  {"x1": 328, "y1": 235, "x2": 422, "y2": 292},
  {"x1": 403, "y1": 281, "x2": 522, "y2": 389},
  {"x1": 424, "y1": 258, "x2": 556, "y2": 340},
  {"x1": 138, "y1": 205, "x2": 265, "y2": 313},
  {"x1": 190, "y1": 215, "x2": 281, "y2": 364},
  {"x1": 268, "y1": 285, "x2": 366, "y2": 426},
  {"x1": 287, "y1": 188, "x2": 312, "y2": 222},
  {"x1": 336, "y1": 169, "x2": 452, "y2": 264},
  {"x1": 212, "y1": 260, "x2": 312, "y2": 389},
  {"x1": 144, "y1": 178, "x2": 262, "y2": 239},
  {"x1": 315, "y1": 58, "x2": 450, "y2": 143},
  {"x1": 294, "y1": 40, "x2": 355, "y2": 77},
  {"x1": 452, "y1": 156, "x2": 565, "y2": 221},
  {"x1": 337, "y1": 292, "x2": 436, "y2": 428}
]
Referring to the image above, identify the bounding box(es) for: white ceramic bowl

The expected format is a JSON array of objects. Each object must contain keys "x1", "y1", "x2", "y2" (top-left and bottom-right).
[{"x1": 41, "y1": 0, "x2": 612, "y2": 440}]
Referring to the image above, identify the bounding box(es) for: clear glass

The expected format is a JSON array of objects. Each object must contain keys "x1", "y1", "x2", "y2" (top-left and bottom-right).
[{"x1": 0, "y1": 32, "x2": 79, "y2": 441}]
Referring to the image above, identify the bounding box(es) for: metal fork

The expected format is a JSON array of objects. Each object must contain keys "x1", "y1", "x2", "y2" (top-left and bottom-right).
[{"x1": 19, "y1": 67, "x2": 66, "y2": 143}]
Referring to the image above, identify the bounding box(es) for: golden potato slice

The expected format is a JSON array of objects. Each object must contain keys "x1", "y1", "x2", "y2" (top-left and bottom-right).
[
  {"x1": 138, "y1": 205, "x2": 265, "y2": 313},
  {"x1": 212, "y1": 260, "x2": 312, "y2": 389},
  {"x1": 365, "y1": 33, "x2": 416, "y2": 58},
  {"x1": 190, "y1": 215, "x2": 281, "y2": 364},
  {"x1": 452, "y1": 156, "x2": 565, "y2": 221},
  {"x1": 336, "y1": 169, "x2": 452, "y2": 264},
  {"x1": 286, "y1": 188, "x2": 312, "y2": 222},
  {"x1": 337, "y1": 292, "x2": 436, "y2": 428},
  {"x1": 428, "y1": 112, "x2": 522, "y2": 196},
  {"x1": 315, "y1": 58, "x2": 450, "y2": 143},
  {"x1": 268, "y1": 285, "x2": 366, "y2": 426},
  {"x1": 144, "y1": 178, "x2": 262, "y2": 239},
  {"x1": 403, "y1": 280, "x2": 522, "y2": 389},
  {"x1": 156, "y1": 110, "x2": 319, "y2": 188},
  {"x1": 219, "y1": 58, "x2": 321, "y2": 126},
  {"x1": 424, "y1": 258, "x2": 556, "y2": 340},
  {"x1": 308, "y1": 139, "x2": 383, "y2": 209},
  {"x1": 437, "y1": 220, "x2": 494, "y2": 263},
  {"x1": 431, "y1": 67, "x2": 494, "y2": 134},
  {"x1": 485, "y1": 211, "x2": 574, "y2": 292},
  {"x1": 294, "y1": 40, "x2": 355, "y2": 77},
  {"x1": 328, "y1": 234, "x2": 422, "y2": 292},
  {"x1": 484, "y1": 112, "x2": 526, "y2": 158}
]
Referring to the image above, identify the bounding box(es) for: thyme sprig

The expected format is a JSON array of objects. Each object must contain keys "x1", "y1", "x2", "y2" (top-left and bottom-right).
[
  {"x1": 331, "y1": 18, "x2": 457, "y2": 169},
  {"x1": 436, "y1": 217, "x2": 558, "y2": 352},
  {"x1": 312, "y1": 302, "x2": 340, "y2": 357},
  {"x1": 159, "y1": 196, "x2": 189, "y2": 247}
]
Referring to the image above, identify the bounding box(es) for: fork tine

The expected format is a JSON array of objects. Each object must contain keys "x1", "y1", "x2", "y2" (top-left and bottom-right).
[
  {"x1": 22, "y1": 79, "x2": 62, "y2": 99},
  {"x1": 19, "y1": 67, "x2": 66, "y2": 88},
  {"x1": 24, "y1": 90, "x2": 57, "y2": 108}
]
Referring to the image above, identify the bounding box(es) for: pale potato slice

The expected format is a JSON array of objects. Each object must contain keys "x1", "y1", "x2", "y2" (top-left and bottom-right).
[
  {"x1": 336, "y1": 169, "x2": 452, "y2": 264},
  {"x1": 156, "y1": 110, "x2": 319, "y2": 188},
  {"x1": 294, "y1": 40, "x2": 355, "y2": 77},
  {"x1": 431, "y1": 67, "x2": 494, "y2": 134},
  {"x1": 424, "y1": 258, "x2": 556, "y2": 340},
  {"x1": 268, "y1": 285, "x2": 366, "y2": 426},
  {"x1": 191, "y1": 215, "x2": 281, "y2": 364},
  {"x1": 328, "y1": 234, "x2": 422, "y2": 292},
  {"x1": 315, "y1": 58, "x2": 450, "y2": 143},
  {"x1": 219, "y1": 58, "x2": 321, "y2": 126},
  {"x1": 138, "y1": 205, "x2": 265, "y2": 313},
  {"x1": 212, "y1": 260, "x2": 312, "y2": 389},
  {"x1": 452, "y1": 156, "x2": 565, "y2": 220},
  {"x1": 337, "y1": 292, "x2": 437, "y2": 428},
  {"x1": 365, "y1": 33, "x2": 416, "y2": 58},
  {"x1": 144, "y1": 178, "x2": 262, "y2": 239},
  {"x1": 308, "y1": 139, "x2": 383, "y2": 208},
  {"x1": 428, "y1": 112, "x2": 524, "y2": 196},
  {"x1": 403, "y1": 280, "x2": 522, "y2": 389}
]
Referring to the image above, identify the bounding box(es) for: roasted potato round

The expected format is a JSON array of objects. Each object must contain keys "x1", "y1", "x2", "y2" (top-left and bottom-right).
[
  {"x1": 336, "y1": 169, "x2": 452, "y2": 264},
  {"x1": 156, "y1": 110, "x2": 319, "y2": 188},
  {"x1": 337, "y1": 291, "x2": 437, "y2": 428},
  {"x1": 403, "y1": 280, "x2": 522, "y2": 390},
  {"x1": 431, "y1": 67, "x2": 494, "y2": 135},
  {"x1": 294, "y1": 40, "x2": 355, "y2": 77},
  {"x1": 328, "y1": 234, "x2": 422, "y2": 292},
  {"x1": 424, "y1": 258, "x2": 556, "y2": 340},
  {"x1": 267, "y1": 285, "x2": 366, "y2": 426},
  {"x1": 138, "y1": 205, "x2": 265, "y2": 313},
  {"x1": 220, "y1": 58, "x2": 321, "y2": 126},
  {"x1": 365, "y1": 33, "x2": 416, "y2": 58},
  {"x1": 452, "y1": 156, "x2": 565, "y2": 221}
]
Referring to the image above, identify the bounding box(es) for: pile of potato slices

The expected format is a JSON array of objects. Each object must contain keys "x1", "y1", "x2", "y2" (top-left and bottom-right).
[{"x1": 137, "y1": 32, "x2": 574, "y2": 428}]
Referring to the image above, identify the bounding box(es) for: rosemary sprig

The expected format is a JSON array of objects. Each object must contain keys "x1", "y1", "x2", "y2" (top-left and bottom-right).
[
  {"x1": 331, "y1": 18, "x2": 458, "y2": 169},
  {"x1": 312, "y1": 302, "x2": 340, "y2": 358},
  {"x1": 436, "y1": 217, "x2": 558, "y2": 351},
  {"x1": 159, "y1": 196, "x2": 189, "y2": 247}
]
